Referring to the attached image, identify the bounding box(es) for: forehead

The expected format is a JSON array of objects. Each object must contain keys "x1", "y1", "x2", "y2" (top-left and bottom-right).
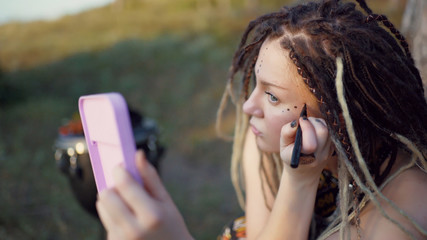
[{"x1": 255, "y1": 37, "x2": 301, "y2": 87}]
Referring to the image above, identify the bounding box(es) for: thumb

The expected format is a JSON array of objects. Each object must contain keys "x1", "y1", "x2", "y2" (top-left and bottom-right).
[
  {"x1": 135, "y1": 150, "x2": 170, "y2": 201},
  {"x1": 280, "y1": 119, "x2": 299, "y2": 148},
  {"x1": 281, "y1": 119, "x2": 299, "y2": 146},
  {"x1": 280, "y1": 119, "x2": 299, "y2": 164}
]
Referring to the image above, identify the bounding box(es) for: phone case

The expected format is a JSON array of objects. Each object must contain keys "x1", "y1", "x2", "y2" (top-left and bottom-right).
[{"x1": 79, "y1": 92, "x2": 142, "y2": 192}]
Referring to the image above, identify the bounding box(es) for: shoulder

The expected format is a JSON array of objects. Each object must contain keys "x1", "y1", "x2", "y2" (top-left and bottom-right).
[
  {"x1": 382, "y1": 166, "x2": 427, "y2": 225},
  {"x1": 359, "y1": 166, "x2": 427, "y2": 239}
]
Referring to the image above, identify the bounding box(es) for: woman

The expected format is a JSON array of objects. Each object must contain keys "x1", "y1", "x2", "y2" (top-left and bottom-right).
[{"x1": 96, "y1": 0, "x2": 427, "y2": 239}]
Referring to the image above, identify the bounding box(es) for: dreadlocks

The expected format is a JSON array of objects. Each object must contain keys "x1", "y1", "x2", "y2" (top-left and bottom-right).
[{"x1": 216, "y1": 0, "x2": 427, "y2": 239}]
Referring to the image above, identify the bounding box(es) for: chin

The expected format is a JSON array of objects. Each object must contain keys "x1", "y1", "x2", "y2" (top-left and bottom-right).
[{"x1": 256, "y1": 137, "x2": 279, "y2": 153}]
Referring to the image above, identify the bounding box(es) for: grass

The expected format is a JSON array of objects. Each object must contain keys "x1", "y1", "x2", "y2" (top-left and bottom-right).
[
  {"x1": 0, "y1": 34, "x2": 241, "y2": 240},
  {"x1": 0, "y1": 98, "x2": 103, "y2": 239},
  {"x1": 0, "y1": 0, "x2": 408, "y2": 239},
  {"x1": 0, "y1": 0, "x2": 265, "y2": 72}
]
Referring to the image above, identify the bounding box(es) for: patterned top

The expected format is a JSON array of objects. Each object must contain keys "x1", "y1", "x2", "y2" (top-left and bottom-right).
[
  {"x1": 218, "y1": 216, "x2": 247, "y2": 240},
  {"x1": 218, "y1": 170, "x2": 338, "y2": 240}
]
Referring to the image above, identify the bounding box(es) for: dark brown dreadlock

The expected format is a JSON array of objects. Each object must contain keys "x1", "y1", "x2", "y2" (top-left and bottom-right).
[{"x1": 217, "y1": 0, "x2": 427, "y2": 239}]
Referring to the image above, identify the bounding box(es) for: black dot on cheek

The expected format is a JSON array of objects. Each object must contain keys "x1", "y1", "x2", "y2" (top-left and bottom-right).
[
  {"x1": 287, "y1": 108, "x2": 290, "y2": 111},
  {"x1": 294, "y1": 106, "x2": 297, "y2": 109}
]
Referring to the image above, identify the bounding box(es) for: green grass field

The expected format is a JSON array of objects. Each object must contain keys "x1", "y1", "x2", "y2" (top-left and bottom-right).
[
  {"x1": 0, "y1": 0, "x2": 407, "y2": 239},
  {"x1": 0, "y1": 34, "x2": 242, "y2": 239}
]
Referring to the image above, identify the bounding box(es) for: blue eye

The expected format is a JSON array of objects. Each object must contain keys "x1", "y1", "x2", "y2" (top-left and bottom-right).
[{"x1": 265, "y1": 91, "x2": 278, "y2": 103}]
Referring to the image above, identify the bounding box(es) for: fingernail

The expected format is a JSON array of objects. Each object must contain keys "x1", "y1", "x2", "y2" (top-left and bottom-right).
[{"x1": 291, "y1": 120, "x2": 297, "y2": 128}]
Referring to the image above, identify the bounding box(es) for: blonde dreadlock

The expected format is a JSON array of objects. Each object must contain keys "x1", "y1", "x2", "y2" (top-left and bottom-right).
[{"x1": 216, "y1": 0, "x2": 427, "y2": 238}]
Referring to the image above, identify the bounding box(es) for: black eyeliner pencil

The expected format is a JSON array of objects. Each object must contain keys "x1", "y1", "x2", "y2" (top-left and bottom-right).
[{"x1": 290, "y1": 104, "x2": 307, "y2": 168}]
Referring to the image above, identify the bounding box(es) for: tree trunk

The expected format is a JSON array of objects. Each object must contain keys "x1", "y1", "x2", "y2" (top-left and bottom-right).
[{"x1": 401, "y1": 0, "x2": 427, "y2": 97}]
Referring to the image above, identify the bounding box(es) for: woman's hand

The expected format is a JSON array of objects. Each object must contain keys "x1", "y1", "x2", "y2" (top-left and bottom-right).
[
  {"x1": 96, "y1": 150, "x2": 193, "y2": 240},
  {"x1": 254, "y1": 117, "x2": 334, "y2": 240},
  {"x1": 280, "y1": 117, "x2": 334, "y2": 181}
]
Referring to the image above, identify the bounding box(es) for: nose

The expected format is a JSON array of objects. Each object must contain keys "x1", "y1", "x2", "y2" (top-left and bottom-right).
[{"x1": 243, "y1": 90, "x2": 263, "y2": 118}]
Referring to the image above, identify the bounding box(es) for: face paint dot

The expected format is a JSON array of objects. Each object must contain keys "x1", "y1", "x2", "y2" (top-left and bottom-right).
[
  {"x1": 294, "y1": 106, "x2": 297, "y2": 109},
  {"x1": 287, "y1": 108, "x2": 290, "y2": 111}
]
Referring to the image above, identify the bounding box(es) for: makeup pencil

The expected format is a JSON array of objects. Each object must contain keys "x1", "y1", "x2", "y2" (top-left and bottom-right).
[{"x1": 290, "y1": 103, "x2": 307, "y2": 168}]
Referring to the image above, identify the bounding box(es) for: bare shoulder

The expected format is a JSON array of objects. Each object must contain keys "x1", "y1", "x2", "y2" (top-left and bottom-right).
[
  {"x1": 326, "y1": 166, "x2": 427, "y2": 240},
  {"x1": 359, "y1": 166, "x2": 427, "y2": 239},
  {"x1": 383, "y1": 166, "x2": 427, "y2": 225}
]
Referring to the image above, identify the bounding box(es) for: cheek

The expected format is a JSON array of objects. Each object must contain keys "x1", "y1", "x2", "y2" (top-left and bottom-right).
[
  {"x1": 268, "y1": 105, "x2": 301, "y2": 128},
  {"x1": 265, "y1": 110, "x2": 296, "y2": 148}
]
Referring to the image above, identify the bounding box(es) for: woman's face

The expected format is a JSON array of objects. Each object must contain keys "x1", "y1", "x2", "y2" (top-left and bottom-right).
[{"x1": 243, "y1": 37, "x2": 320, "y2": 153}]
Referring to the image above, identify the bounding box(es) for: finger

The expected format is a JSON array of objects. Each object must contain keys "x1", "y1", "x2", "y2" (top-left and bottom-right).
[
  {"x1": 107, "y1": 233, "x2": 121, "y2": 240},
  {"x1": 280, "y1": 120, "x2": 300, "y2": 164},
  {"x1": 299, "y1": 117, "x2": 318, "y2": 154},
  {"x1": 96, "y1": 198, "x2": 116, "y2": 233},
  {"x1": 299, "y1": 154, "x2": 316, "y2": 165},
  {"x1": 308, "y1": 118, "x2": 329, "y2": 148},
  {"x1": 135, "y1": 150, "x2": 170, "y2": 201},
  {"x1": 280, "y1": 119, "x2": 299, "y2": 148},
  {"x1": 308, "y1": 117, "x2": 332, "y2": 161},
  {"x1": 97, "y1": 201, "x2": 133, "y2": 240},
  {"x1": 97, "y1": 189, "x2": 140, "y2": 236},
  {"x1": 113, "y1": 165, "x2": 160, "y2": 218}
]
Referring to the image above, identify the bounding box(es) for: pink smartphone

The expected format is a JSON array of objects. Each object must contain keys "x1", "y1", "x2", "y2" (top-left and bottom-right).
[{"x1": 78, "y1": 92, "x2": 142, "y2": 192}]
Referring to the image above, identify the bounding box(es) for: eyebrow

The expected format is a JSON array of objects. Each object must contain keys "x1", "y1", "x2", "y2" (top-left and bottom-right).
[{"x1": 259, "y1": 79, "x2": 288, "y2": 90}]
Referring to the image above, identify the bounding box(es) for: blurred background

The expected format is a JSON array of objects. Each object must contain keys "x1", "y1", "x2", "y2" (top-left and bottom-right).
[{"x1": 0, "y1": 0, "x2": 424, "y2": 239}]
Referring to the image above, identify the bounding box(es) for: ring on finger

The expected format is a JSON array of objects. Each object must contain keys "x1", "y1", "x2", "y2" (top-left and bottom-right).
[{"x1": 299, "y1": 153, "x2": 315, "y2": 165}]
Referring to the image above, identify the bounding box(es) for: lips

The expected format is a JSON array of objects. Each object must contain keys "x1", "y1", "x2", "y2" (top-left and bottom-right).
[{"x1": 250, "y1": 124, "x2": 262, "y2": 136}]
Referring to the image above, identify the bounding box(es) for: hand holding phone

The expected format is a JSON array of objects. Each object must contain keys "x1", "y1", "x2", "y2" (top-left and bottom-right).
[{"x1": 79, "y1": 92, "x2": 142, "y2": 192}]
